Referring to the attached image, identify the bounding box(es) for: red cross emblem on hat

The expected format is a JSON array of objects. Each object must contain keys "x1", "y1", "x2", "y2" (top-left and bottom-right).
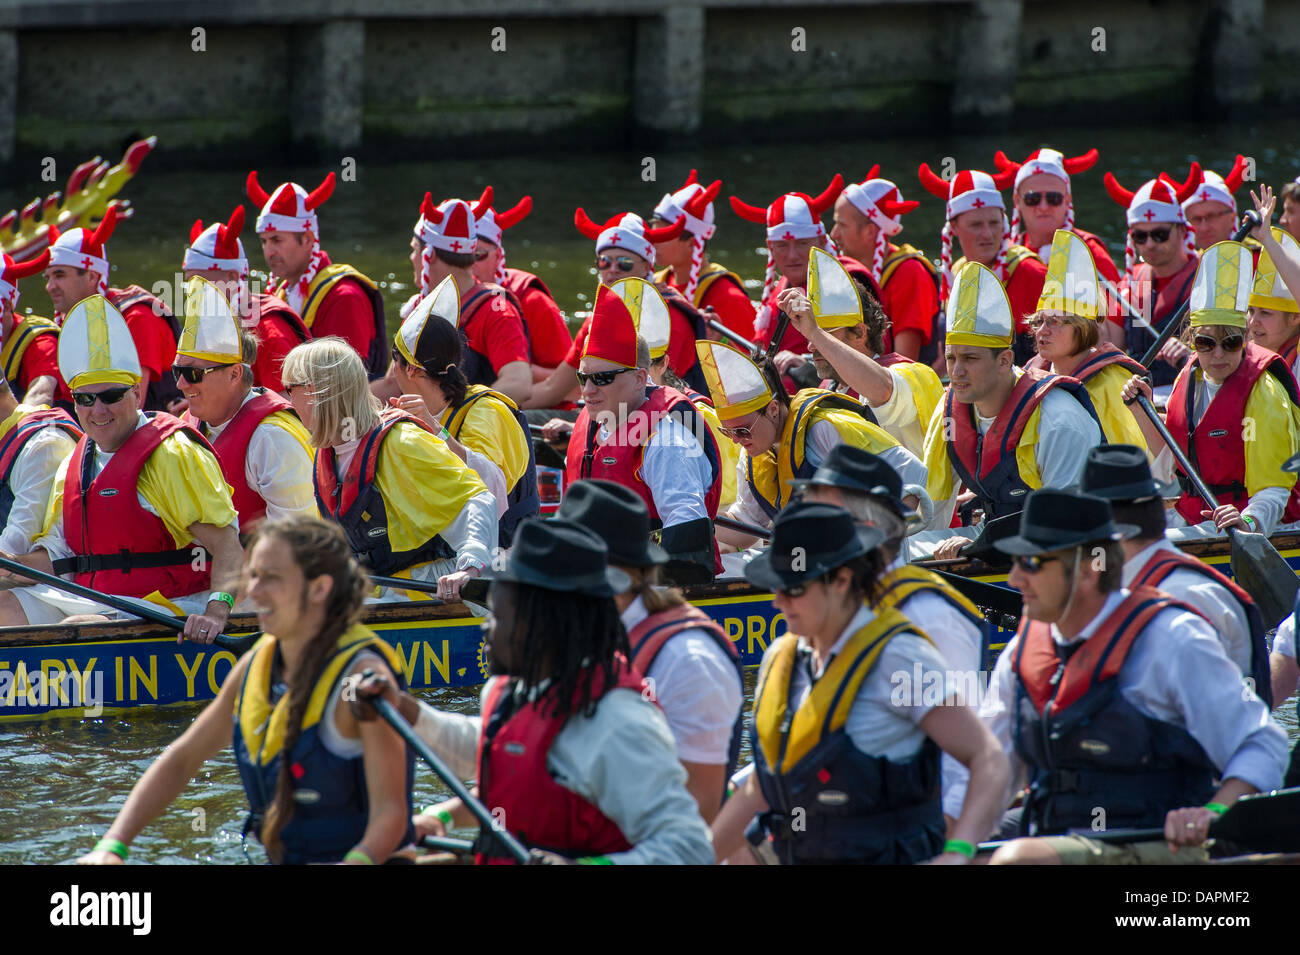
[
  {"x1": 866, "y1": 207, "x2": 878, "y2": 220},
  {"x1": 80, "y1": 256, "x2": 93, "y2": 269},
  {"x1": 1199, "y1": 188, "x2": 1212, "y2": 202},
  {"x1": 781, "y1": 231, "x2": 796, "y2": 241},
  {"x1": 450, "y1": 240, "x2": 463, "y2": 251},
  {"x1": 302, "y1": 219, "x2": 312, "y2": 230},
  {"x1": 972, "y1": 198, "x2": 986, "y2": 208},
  {"x1": 265, "y1": 224, "x2": 277, "y2": 232},
  {"x1": 1143, "y1": 209, "x2": 1157, "y2": 221}
]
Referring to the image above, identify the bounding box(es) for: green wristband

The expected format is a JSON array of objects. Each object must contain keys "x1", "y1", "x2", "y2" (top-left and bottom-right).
[
  {"x1": 94, "y1": 837, "x2": 129, "y2": 861},
  {"x1": 576, "y1": 855, "x2": 613, "y2": 865},
  {"x1": 422, "y1": 806, "x2": 456, "y2": 828},
  {"x1": 1204, "y1": 802, "x2": 1228, "y2": 816},
  {"x1": 344, "y1": 848, "x2": 374, "y2": 865},
  {"x1": 207, "y1": 591, "x2": 236, "y2": 611},
  {"x1": 943, "y1": 839, "x2": 976, "y2": 859}
]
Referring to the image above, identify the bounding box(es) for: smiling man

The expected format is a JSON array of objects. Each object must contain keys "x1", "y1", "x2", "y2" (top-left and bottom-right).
[
  {"x1": 0, "y1": 295, "x2": 242, "y2": 642},
  {"x1": 175, "y1": 277, "x2": 315, "y2": 535}
]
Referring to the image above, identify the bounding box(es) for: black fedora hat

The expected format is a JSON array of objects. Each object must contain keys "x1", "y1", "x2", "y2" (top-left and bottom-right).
[
  {"x1": 788, "y1": 444, "x2": 908, "y2": 517},
  {"x1": 557, "y1": 479, "x2": 668, "y2": 568},
  {"x1": 994, "y1": 489, "x2": 1138, "y2": 558},
  {"x1": 745, "y1": 500, "x2": 884, "y2": 591},
  {"x1": 1079, "y1": 444, "x2": 1177, "y2": 502},
  {"x1": 486, "y1": 517, "x2": 629, "y2": 596}
]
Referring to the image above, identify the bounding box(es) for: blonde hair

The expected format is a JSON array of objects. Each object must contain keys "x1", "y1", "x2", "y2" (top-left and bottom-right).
[{"x1": 281, "y1": 337, "x2": 381, "y2": 448}]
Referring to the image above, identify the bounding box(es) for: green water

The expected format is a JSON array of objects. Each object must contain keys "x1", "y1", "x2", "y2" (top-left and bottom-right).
[{"x1": 2, "y1": 121, "x2": 1298, "y2": 863}]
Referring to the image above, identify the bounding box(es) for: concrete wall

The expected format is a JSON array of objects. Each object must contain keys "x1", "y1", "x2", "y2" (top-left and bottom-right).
[{"x1": 1, "y1": 0, "x2": 1296, "y2": 166}]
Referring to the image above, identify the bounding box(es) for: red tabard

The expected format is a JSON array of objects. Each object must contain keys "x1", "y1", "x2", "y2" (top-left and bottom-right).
[
  {"x1": 1164, "y1": 344, "x2": 1300, "y2": 524},
  {"x1": 62, "y1": 415, "x2": 214, "y2": 598},
  {"x1": 1024, "y1": 342, "x2": 1145, "y2": 382},
  {"x1": 183, "y1": 391, "x2": 294, "y2": 531},
  {"x1": 475, "y1": 657, "x2": 644, "y2": 863},
  {"x1": 565, "y1": 385, "x2": 722, "y2": 522}
]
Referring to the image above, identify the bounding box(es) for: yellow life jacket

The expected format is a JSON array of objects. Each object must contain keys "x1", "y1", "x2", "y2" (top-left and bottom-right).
[
  {"x1": 753, "y1": 607, "x2": 917, "y2": 775},
  {"x1": 952, "y1": 244, "x2": 1039, "y2": 281},
  {"x1": 879, "y1": 243, "x2": 938, "y2": 286},
  {"x1": 234, "y1": 623, "x2": 404, "y2": 766},
  {"x1": 874, "y1": 564, "x2": 984, "y2": 629},
  {"x1": 654, "y1": 261, "x2": 745, "y2": 309},
  {"x1": 1, "y1": 315, "x2": 59, "y2": 389},
  {"x1": 746, "y1": 389, "x2": 899, "y2": 520},
  {"x1": 443, "y1": 383, "x2": 531, "y2": 488},
  {"x1": 691, "y1": 397, "x2": 738, "y2": 510}
]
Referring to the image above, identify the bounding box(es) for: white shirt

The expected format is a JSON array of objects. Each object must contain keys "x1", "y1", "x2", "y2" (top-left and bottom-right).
[
  {"x1": 412, "y1": 683, "x2": 715, "y2": 864},
  {"x1": 1122, "y1": 538, "x2": 1254, "y2": 679},
  {"x1": 203, "y1": 391, "x2": 316, "y2": 523},
  {"x1": 730, "y1": 419, "x2": 932, "y2": 529},
  {"x1": 930, "y1": 384, "x2": 1103, "y2": 529},
  {"x1": 1275, "y1": 616, "x2": 1296, "y2": 659},
  {"x1": 0, "y1": 422, "x2": 78, "y2": 555},
  {"x1": 973, "y1": 590, "x2": 1287, "y2": 815},
  {"x1": 867, "y1": 368, "x2": 926, "y2": 458},
  {"x1": 622, "y1": 593, "x2": 743, "y2": 765},
  {"x1": 602, "y1": 413, "x2": 713, "y2": 528}
]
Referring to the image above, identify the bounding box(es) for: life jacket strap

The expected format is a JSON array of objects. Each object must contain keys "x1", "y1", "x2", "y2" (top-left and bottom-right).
[{"x1": 52, "y1": 548, "x2": 196, "y2": 576}]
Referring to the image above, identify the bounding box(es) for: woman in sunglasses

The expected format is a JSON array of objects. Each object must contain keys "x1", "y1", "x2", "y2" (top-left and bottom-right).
[
  {"x1": 1122, "y1": 240, "x2": 1300, "y2": 535},
  {"x1": 710, "y1": 500, "x2": 1009, "y2": 865},
  {"x1": 1245, "y1": 187, "x2": 1300, "y2": 382},
  {"x1": 281, "y1": 337, "x2": 498, "y2": 602}
]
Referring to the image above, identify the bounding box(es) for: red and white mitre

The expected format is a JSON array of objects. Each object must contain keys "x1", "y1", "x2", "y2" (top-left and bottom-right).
[
  {"x1": 841, "y1": 164, "x2": 920, "y2": 282},
  {"x1": 47, "y1": 206, "x2": 119, "y2": 298},
  {"x1": 1105, "y1": 169, "x2": 1199, "y2": 277},
  {"x1": 917, "y1": 164, "x2": 1015, "y2": 292},
  {"x1": 470, "y1": 186, "x2": 532, "y2": 283}
]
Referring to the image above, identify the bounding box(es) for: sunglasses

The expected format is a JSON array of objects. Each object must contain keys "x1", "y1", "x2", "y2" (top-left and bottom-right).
[
  {"x1": 1129, "y1": 227, "x2": 1172, "y2": 246},
  {"x1": 1012, "y1": 553, "x2": 1062, "y2": 573},
  {"x1": 718, "y1": 421, "x2": 763, "y2": 440},
  {"x1": 596, "y1": 255, "x2": 637, "y2": 273},
  {"x1": 282, "y1": 381, "x2": 307, "y2": 395},
  {"x1": 72, "y1": 385, "x2": 133, "y2": 407},
  {"x1": 574, "y1": 367, "x2": 637, "y2": 387},
  {"x1": 173, "y1": 363, "x2": 237, "y2": 385},
  {"x1": 1022, "y1": 191, "x2": 1065, "y2": 208},
  {"x1": 1193, "y1": 333, "x2": 1245, "y2": 353},
  {"x1": 1028, "y1": 315, "x2": 1065, "y2": 332},
  {"x1": 474, "y1": 249, "x2": 491, "y2": 262}
]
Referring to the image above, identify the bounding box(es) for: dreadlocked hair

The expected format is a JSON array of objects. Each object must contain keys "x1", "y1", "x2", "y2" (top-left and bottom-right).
[
  {"x1": 410, "y1": 311, "x2": 470, "y2": 408},
  {"x1": 620, "y1": 564, "x2": 686, "y2": 614},
  {"x1": 250, "y1": 515, "x2": 371, "y2": 865},
  {"x1": 510, "y1": 582, "x2": 630, "y2": 721}
]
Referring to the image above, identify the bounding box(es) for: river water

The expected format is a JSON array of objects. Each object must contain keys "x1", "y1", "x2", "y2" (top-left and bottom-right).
[{"x1": 1, "y1": 121, "x2": 1298, "y2": 863}]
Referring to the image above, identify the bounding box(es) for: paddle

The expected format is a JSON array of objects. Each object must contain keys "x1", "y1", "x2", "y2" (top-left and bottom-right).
[
  {"x1": 1135, "y1": 211, "x2": 1261, "y2": 367},
  {"x1": 1132, "y1": 394, "x2": 1298, "y2": 629},
  {"x1": 707, "y1": 318, "x2": 762, "y2": 357},
  {"x1": 361, "y1": 672, "x2": 532, "y2": 865},
  {"x1": 367, "y1": 575, "x2": 489, "y2": 605},
  {"x1": 978, "y1": 787, "x2": 1300, "y2": 854},
  {"x1": 0, "y1": 553, "x2": 258, "y2": 654}
]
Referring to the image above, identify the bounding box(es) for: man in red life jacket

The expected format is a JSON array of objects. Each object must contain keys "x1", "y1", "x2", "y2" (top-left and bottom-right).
[
  {"x1": 0, "y1": 247, "x2": 65, "y2": 407},
  {"x1": 917, "y1": 163, "x2": 1046, "y2": 367},
  {"x1": 0, "y1": 295, "x2": 242, "y2": 642},
  {"x1": 353, "y1": 517, "x2": 715, "y2": 864},
  {"x1": 245, "y1": 171, "x2": 386, "y2": 378},
  {"x1": 729, "y1": 177, "x2": 884, "y2": 384},
  {"x1": 651, "y1": 170, "x2": 756, "y2": 342},
  {"x1": 832, "y1": 166, "x2": 940, "y2": 363},
  {"x1": 0, "y1": 372, "x2": 80, "y2": 557},
  {"x1": 400, "y1": 193, "x2": 532, "y2": 405},
  {"x1": 563, "y1": 284, "x2": 723, "y2": 582},
  {"x1": 182, "y1": 205, "x2": 309, "y2": 395},
  {"x1": 175, "y1": 277, "x2": 315, "y2": 536},
  {"x1": 44, "y1": 207, "x2": 183, "y2": 412},
  {"x1": 525, "y1": 211, "x2": 693, "y2": 410},
  {"x1": 980, "y1": 489, "x2": 1287, "y2": 864},
  {"x1": 469, "y1": 187, "x2": 573, "y2": 384},
  {"x1": 1105, "y1": 171, "x2": 1201, "y2": 386}
]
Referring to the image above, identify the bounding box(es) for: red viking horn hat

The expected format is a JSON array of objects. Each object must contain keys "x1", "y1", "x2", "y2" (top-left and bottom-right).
[
  {"x1": 495, "y1": 195, "x2": 532, "y2": 230},
  {"x1": 1225, "y1": 154, "x2": 1248, "y2": 193},
  {"x1": 1157, "y1": 162, "x2": 1204, "y2": 204},
  {"x1": 304, "y1": 173, "x2": 334, "y2": 210},
  {"x1": 2, "y1": 247, "x2": 50, "y2": 280},
  {"x1": 245, "y1": 170, "x2": 270, "y2": 207},
  {"x1": 917, "y1": 163, "x2": 951, "y2": 198},
  {"x1": 1103, "y1": 172, "x2": 1136, "y2": 207},
  {"x1": 682, "y1": 179, "x2": 722, "y2": 219},
  {"x1": 472, "y1": 186, "x2": 494, "y2": 219},
  {"x1": 421, "y1": 192, "x2": 443, "y2": 224}
]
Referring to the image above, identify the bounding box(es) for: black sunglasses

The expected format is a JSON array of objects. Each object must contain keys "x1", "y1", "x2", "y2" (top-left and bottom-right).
[
  {"x1": 173, "y1": 363, "x2": 237, "y2": 385},
  {"x1": 575, "y1": 367, "x2": 637, "y2": 387},
  {"x1": 596, "y1": 255, "x2": 637, "y2": 273},
  {"x1": 1130, "y1": 227, "x2": 1173, "y2": 246},
  {"x1": 72, "y1": 385, "x2": 133, "y2": 407},
  {"x1": 474, "y1": 249, "x2": 491, "y2": 262},
  {"x1": 1193, "y1": 333, "x2": 1245, "y2": 353},
  {"x1": 1012, "y1": 553, "x2": 1062, "y2": 573},
  {"x1": 1022, "y1": 191, "x2": 1065, "y2": 208}
]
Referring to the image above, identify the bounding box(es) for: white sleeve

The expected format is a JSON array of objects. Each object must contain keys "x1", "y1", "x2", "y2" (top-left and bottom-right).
[
  {"x1": 462, "y1": 447, "x2": 509, "y2": 518},
  {"x1": 413, "y1": 698, "x2": 483, "y2": 780},
  {"x1": 640, "y1": 416, "x2": 714, "y2": 528},
  {"x1": 1276, "y1": 616, "x2": 1296, "y2": 659},
  {"x1": 435, "y1": 489, "x2": 499, "y2": 571},
  {"x1": 868, "y1": 368, "x2": 915, "y2": 431},
  {"x1": 1243, "y1": 486, "x2": 1288, "y2": 537},
  {"x1": 549, "y1": 689, "x2": 716, "y2": 864},
  {"x1": 0, "y1": 428, "x2": 77, "y2": 555},
  {"x1": 1034, "y1": 388, "x2": 1104, "y2": 489},
  {"x1": 245, "y1": 421, "x2": 317, "y2": 523},
  {"x1": 1163, "y1": 569, "x2": 1254, "y2": 678},
  {"x1": 30, "y1": 454, "x2": 73, "y2": 564},
  {"x1": 948, "y1": 635, "x2": 1028, "y2": 817},
  {"x1": 645, "y1": 630, "x2": 744, "y2": 765},
  {"x1": 806, "y1": 418, "x2": 930, "y2": 500}
]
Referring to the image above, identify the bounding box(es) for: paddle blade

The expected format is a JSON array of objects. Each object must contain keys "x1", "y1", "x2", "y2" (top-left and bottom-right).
[
  {"x1": 1228, "y1": 530, "x2": 1299, "y2": 630},
  {"x1": 1214, "y1": 788, "x2": 1300, "y2": 853}
]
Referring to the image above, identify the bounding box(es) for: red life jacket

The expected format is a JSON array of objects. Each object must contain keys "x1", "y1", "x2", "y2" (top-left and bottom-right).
[
  {"x1": 1123, "y1": 259, "x2": 1197, "y2": 386},
  {"x1": 1011, "y1": 587, "x2": 1217, "y2": 833},
  {"x1": 1165, "y1": 343, "x2": 1300, "y2": 525},
  {"x1": 1281, "y1": 336, "x2": 1299, "y2": 373},
  {"x1": 1130, "y1": 547, "x2": 1271, "y2": 706},
  {"x1": 183, "y1": 390, "x2": 295, "y2": 532},
  {"x1": 1025, "y1": 342, "x2": 1145, "y2": 383},
  {"x1": 500, "y1": 267, "x2": 555, "y2": 303},
  {"x1": 656, "y1": 283, "x2": 711, "y2": 395},
  {"x1": 108, "y1": 285, "x2": 184, "y2": 411},
  {"x1": 945, "y1": 368, "x2": 1099, "y2": 520},
  {"x1": 458, "y1": 282, "x2": 531, "y2": 387},
  {"x1": 58, "y1": 414, "x2": 215, "y2": 598},
  {"x1": 476, "y1": 656, "x2": 644, "y2": 864},
  {"x1": 565, "y1": 385, "x2": 722, "y2": 523},
  {"x1": 0, "y1": 408, "x2": 81, "y2": 526}
]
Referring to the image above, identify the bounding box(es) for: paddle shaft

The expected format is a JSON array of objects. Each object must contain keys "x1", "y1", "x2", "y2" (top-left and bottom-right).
[
  {"x1": 1135, "y1": 211, "x2": 1260, "y2": 367},
  {"x1": 715, "y1": 515, "x2": 771, "y2": 541},
  {"x1": 0, "y1": 553, "x2": 253, "y2": 652},
  {"x1": 366, "y1": 688, "x2": 531, "y2": 864},
  {"x1": 707, "y1": 318, "x2": 761, "y2": 355}
]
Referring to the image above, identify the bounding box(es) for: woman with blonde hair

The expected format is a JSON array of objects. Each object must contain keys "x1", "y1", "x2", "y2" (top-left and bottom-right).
[{"x1": 281, "y1": 336, "x2": 497, "y2": 601}]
